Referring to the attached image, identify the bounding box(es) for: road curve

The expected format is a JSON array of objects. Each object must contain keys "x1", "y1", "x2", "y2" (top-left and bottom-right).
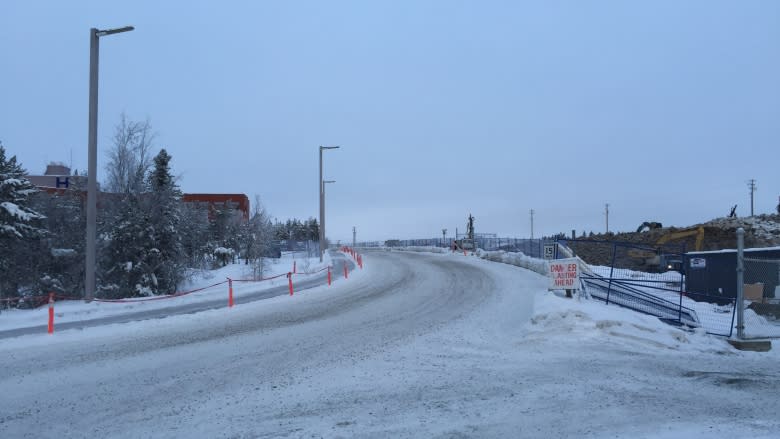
[{"x1": 0, "y1": 250, "x2": 522, "y2": 438}]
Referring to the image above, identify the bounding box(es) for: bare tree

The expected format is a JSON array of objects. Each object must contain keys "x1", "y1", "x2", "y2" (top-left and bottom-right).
[
  {"x1": 248, "y1": 195, "x2": 275, "y2": 279},
  {"x1": 105, "y1": 113, "x2": 156, "y2": 194}
]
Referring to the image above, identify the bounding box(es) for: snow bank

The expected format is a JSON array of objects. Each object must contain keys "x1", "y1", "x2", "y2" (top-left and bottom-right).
[
  {"x1": 0, "y1": 253, "x2": 331, "y2": 333},
  {"x1": 395, "y1": 245, "x2": 549, "y2": 275},
  {"x1": 527, "y1": 290, "x2": 735, "y2": 354}
]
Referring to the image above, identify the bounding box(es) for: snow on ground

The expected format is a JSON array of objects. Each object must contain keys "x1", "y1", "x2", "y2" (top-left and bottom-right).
[
  {"x1": 0, "y1": 252, "x2": 331, "y2": 332},
  {"x1": 399, "y1": 246, "x2": 779, "y2": 338},
  {"x1": 1, "y1": 250, "x2": 778, "y2": 438}
]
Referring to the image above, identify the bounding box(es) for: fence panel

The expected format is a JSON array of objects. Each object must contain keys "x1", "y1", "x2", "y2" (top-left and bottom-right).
[
  {"x1": 558, "y1": 239, "x2": 735, "y2": 337},
  {"x1": 742, "y1": 257, "x2": 780, "y2": 339}
]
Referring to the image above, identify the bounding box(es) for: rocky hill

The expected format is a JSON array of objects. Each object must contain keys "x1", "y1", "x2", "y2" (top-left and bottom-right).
[{"x1": 567, "y1": 214, "x2": 780, "y2": 268}]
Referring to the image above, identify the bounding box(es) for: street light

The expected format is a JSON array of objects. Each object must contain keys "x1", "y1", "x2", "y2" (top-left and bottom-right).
[
  {"x1": 85, "y1": 25, "x2": 134, "y2": 302},
  {"x1": 321, "y1": 179, "x2": 336, "y2": 258},
  {"x1": 319, "y1": 145, "x2": 339, "y2": 262}
]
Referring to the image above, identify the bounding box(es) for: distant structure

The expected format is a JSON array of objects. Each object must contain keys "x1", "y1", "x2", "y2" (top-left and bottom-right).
[
  {"x1": 25, "y1": 164, "x2": 88, "y2": 193},
  {"x1": 181, "y1": 193, "x2": 250, "y2": 221},
  {"x1": 26, "y1": 164, "x2": 249, "y2": 221}
]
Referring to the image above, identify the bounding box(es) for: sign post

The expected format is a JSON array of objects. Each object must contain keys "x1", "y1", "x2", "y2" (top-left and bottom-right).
[
  {"x1": 543, "y1": 244, "x2": 555, "y2": 260},
  {"x1": 548, "y1": 258, "x2": 580, "y2": 298}
]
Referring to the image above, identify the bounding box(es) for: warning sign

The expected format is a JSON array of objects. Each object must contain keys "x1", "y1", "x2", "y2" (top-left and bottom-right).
[{"x1": 548, "y1": 258, "x2": 580, "y2": 290}]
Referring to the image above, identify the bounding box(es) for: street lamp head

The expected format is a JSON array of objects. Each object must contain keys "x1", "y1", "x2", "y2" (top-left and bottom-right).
[
  {"x1": 323, "y1": 180, "x2": 336, "y2": 184},
  {"x1": 320, "y1": 145, "x2": 340, "y2": 150},
  {"x1": 96, "y1": 26, "x2": 135, "y2": 37}
]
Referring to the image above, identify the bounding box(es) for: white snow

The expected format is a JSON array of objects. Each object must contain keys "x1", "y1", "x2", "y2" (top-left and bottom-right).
[
  {"x1": 0, "y1": 200, "x2": 40, "y2": 221},
  {"x1": 0, "y1": 253, "x2": 332, "y2": 332},
  {"x1": 1, "y1": 250, "x2": 777, "y2": 438}
]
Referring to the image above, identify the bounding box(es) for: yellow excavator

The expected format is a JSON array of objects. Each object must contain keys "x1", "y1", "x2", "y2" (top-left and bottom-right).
[
  {"x1": 630, "y1": 226, "x2": 705, "y2": 270},
  {"x1": 656, "y1": 226, "x2": 705, "y2": 251}
]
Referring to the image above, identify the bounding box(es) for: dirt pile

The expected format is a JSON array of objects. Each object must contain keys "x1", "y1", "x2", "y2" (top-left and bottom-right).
[{"x1": 568, "y1": 215, "x2": 780, "y2": 268}]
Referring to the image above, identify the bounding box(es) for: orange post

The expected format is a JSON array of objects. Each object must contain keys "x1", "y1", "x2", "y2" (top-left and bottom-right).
[
  {"x1": 344, "y1": 262, "x2": 348, "y2": 279},
  {"x1": 327, "y1": 266, "x2": 332, "y2": 286},
  {"x1": 288, "y1": 272, "x2": 294, "y2": 295},
  {"x1": 228, "y1": 278, "x2": 234, "y2": 307},
  {"x1": 47, "y1": 292, "x2": 54, "y2": 334}
]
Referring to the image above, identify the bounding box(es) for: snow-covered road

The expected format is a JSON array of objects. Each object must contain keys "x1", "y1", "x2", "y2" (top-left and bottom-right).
[{"x1": 1, "y1": 251, "x2": 778, "y2": 438}]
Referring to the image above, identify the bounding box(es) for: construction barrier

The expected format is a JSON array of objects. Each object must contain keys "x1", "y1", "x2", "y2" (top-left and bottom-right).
[
  {"x1": 0, "y1": 263, "x2": 342, "y2": 334},
  {"x1": 47, "y1": 292, "x2": 54, "y2": 334}
]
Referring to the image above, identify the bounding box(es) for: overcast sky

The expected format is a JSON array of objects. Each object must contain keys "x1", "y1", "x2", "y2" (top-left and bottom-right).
[{"x1": 1, "y1": 1, "x2": 778, "y2": 243}]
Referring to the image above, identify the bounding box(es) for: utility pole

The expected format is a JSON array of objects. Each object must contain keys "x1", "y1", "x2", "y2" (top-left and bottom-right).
[
  {"x1": 352, "y1": 226, "x2": 356, "y2": 248},
  {"x1": 748, "y1": 179, "x2": 757, "y2": 216},
  {"x1": 605, "y1": 203, "x2": 610, "y2": 234},
  {"x1": 318, "y1": 145, "x2": 339, "y2": 262},
  {"x1": 442, "y1": 228, "x2": 447, "y2": 247},
  {"x1": 529, "y1": 209, "x2": 535, "y2": 239}
]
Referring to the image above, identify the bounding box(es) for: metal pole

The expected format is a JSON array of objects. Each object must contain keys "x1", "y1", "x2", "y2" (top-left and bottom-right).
[
  {"x1": 318, "y1": 147, "x2": 323, "y2": 262},
  {"x1": 85, "y1": 28, "x2": 99, "y2": 302},
  {"x1": 352, "y1": 226, "x2": 356, "y2": 249},
  {"x1": 736, "y1": 227, "x2": 745, "y2": 339}
]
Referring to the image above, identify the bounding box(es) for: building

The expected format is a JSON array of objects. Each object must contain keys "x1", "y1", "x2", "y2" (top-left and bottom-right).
[
  {"x1": 685, "y1": 247, "x2": 780, "y2": 303},
  {"x1": 25, "y1": 164, "x2": 88, "y2": 194},
  {"x1": 181, "y1": 193, "x2": 250, "y2": 221},
  {"x1": 26, "y1": 165, "x2": 250, "y2": 221}
]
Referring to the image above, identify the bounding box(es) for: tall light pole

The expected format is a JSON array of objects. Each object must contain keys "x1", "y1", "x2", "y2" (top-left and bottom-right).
[
  {"x1": 529, "y1": 209, "x2": 535, "y2": 239},
  {"x1": 85, "y1": 25, "x2": 134, "y2": 302},
  {"x1": 322, "y1": 179, "x2": 336, "y2": 256},
  {"x1": 319, "y1": 145, "x2": 339, "y2": 262}
]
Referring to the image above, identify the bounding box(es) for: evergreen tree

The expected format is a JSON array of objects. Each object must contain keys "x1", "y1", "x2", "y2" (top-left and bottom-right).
[
  {"x1": 102, "y1": 194, "x2": 156, "y2": 297},
  {"x1": 146, "y1": 149, "x2": 184, "y2": 294},
  {"x1": 31, "y1": 184, "x2": 86, "y2": 296},
  {"x1": 179, "y1": 203, "x2": 210, "y2": 269},
  {"x1": 0, "y1": 143, "x2": 45, "y2": 300}
]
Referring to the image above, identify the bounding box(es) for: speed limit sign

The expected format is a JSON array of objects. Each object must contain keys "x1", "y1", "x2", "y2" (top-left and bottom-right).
[{"x1": 543, "y1": 244, "x2": 555, "y2": 260}]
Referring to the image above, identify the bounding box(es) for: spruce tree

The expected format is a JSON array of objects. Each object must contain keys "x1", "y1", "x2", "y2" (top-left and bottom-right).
[
  {"x1": 147, "y1": 149, "x2": 184, "y2": 293},
  {"x1": 0, "y1": 143, "x2": 44, "y2": 299}
]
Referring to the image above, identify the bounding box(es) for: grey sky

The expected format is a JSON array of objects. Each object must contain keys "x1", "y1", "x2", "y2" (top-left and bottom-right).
[{"x1": 1, "y1": 1, "x2": 778, "y2": 243}]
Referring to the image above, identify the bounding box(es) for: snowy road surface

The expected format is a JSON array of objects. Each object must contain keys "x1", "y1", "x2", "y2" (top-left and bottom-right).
[{"x1": 1, "y1": 251, "x2": 779, "y2": 438}]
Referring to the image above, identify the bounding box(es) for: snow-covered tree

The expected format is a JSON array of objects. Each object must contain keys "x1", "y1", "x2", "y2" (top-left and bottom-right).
[
  {"x1": 179, "y1": 202, "x2": 210, "y2": 269},
  {"x1": 208, "y1": 204, "x2": 243, "y2": 265},
  {"x1": 101, "y1": 195, "x2": 156, "y2": 297},
  {"x1": 101, "y1": 148, "x2": 188, "y2": 297},
  {"x1": 145, "y1": 149, "x2": 184, "y2": 294},
  {"x1": 30, "y1": 183, "x2": 86, "y2": 296},
  {"x1": 0, "y1": 143, "x2": 45, "y2": 300}
]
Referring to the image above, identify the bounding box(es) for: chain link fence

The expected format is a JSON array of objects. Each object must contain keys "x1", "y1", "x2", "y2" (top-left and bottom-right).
[
  {"x1": 741, "y1": 256, "x2": 780, "y2": 339},
  {"x1": 557, "y1": 239, "x2": 736, "y2": 336}
]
